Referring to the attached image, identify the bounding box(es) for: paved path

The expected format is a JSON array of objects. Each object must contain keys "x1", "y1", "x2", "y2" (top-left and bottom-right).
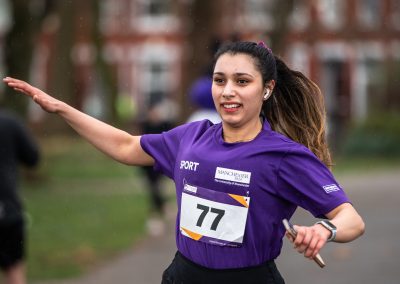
[{"x1": 37, "y1": 169, "x2": 400, "y2": 284}]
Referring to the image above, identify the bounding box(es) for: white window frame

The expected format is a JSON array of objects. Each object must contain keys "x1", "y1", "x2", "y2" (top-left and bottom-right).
[
  {"x1": 241, "y1": 0, "x2": 275, "y2": 31},
  {"x1": 288, "y1": 0, "x2": 310, "y2": 31},
  {"x1": 352, "y1": 41, "x2": 385, "y2": 120},
  {"x1": 317, "y1": 0, "x2": 345, "y2": 30},
  {"x1": 131, "y1": 0, "x2": 178, "y2": 33},
  {"x1": 287, "y1": 43, "x2": 311, "y2": 76},
  {"x1": 134, "y1": 43, "x2": 180, "y2": 110},
  {"x1": 390, "y1": 0, "x2": 400, "y2": 30},
  {"x1": 356, "y1": 0, "x2": 382, "y2": 29},
  {"x1": 100, "y1": 0, "x2": 126, "y2": 35}
]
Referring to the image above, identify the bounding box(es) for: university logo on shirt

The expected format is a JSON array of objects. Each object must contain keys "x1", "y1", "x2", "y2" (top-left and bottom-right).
[{"x1": 214, "y1": 167, "x2": 251, "y2": 187}]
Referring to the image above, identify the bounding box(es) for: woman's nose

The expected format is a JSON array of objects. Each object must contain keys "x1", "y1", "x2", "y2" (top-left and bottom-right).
[{"x1": 222, "y1": 82, "x2": 234, "y2": 98}]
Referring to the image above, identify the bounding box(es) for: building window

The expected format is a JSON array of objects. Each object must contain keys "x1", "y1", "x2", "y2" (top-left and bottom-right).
[
  {"x1": 320, "y1": 59, "x2": 350, "y2": 149},
  {"x1": 0, "y1": 0, "x2": 11, "y2": 34},
  {"x1": 287, "y1": 43, "x2": 310, "y2": 76},
  {"x1": 317, "y1": 0, "x2": 345, "y2": 30},
  {"x1": 391, "y1": 0, "x2": 400, "y2": 30},
  {"x1": 363, "y1": 60, "x2": 387, "y2": 113},
  {"x1": 135, "y1": 43, "x2": 180, "y2": 111},
  {"x1": 132, "y1": 0, "x2": 178, "y2": 33},
  {"x1": 142, "y1": 61, "x2": 169, "y2": 105},
  {"x1": 388, "y1": 41, "x2": 400, "y2": 107},
  {"x1": 357, "y1": 0, "x2": 382, "y2": 29},
  {"x1": 352, "y1": 42, "x2": 385, "y2": 120},
  {"x1": 145, "y1": 0, "x2": 170, "y2": 16},
  {"x1": 288, "y1": 0, "x2": 310, "y2": 31},
  {"x1": 100, "y1": 0, "x2": 127, "y2": 35},
  {"x1": 242, "y1": 0, "x2": 275, "y2": 31}
]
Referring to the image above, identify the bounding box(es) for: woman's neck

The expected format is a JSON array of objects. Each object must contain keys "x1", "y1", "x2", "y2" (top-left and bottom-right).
[{"x1": 222, "y1": 118, "x2": 263, "y2": 143}]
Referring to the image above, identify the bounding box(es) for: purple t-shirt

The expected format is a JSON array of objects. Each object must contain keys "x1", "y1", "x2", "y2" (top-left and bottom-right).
[{"x1": 140, "y1": 119, "x2": 349, "y2": 269}]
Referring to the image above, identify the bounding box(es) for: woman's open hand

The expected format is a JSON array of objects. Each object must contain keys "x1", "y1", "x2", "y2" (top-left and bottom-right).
[{"x1": 3, "y1": 77, "x2": 63, "y2": 113}]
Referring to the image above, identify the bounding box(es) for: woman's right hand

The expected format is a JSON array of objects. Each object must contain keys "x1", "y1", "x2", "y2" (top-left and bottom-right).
[{"x1": 3, "y1": 77, "x2": 63, "y2": 113}]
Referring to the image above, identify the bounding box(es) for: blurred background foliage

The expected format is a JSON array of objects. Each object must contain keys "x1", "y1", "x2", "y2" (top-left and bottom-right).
[{"x1": 342, "y1": 112, "x2": 400, "y2": 157}]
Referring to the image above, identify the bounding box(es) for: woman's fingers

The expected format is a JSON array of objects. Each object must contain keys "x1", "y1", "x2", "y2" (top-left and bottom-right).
[
  {"x1": 3, "y1": 77, "x2": 35, "y2": 97},
  {"x1": 296, "y1": 228, "x2": 312, "y2": 254},
  {"x1": 311, "y1": 239, "x2": 325, "y2": 258},
  {"x1": 285, "y1": 232, "x2": 295, "y2": 242},
  {"x1": 304, "y1": 235, "x2": 319, "y2": 258},
  {"x1": 293, "y1": 225, "x2": 306, "y2": 249},
  {"x1": 3, "y1": 77, "x2": 60, "y2": 113},
  {"x1": 14, "y1": 88, "x2": 25, "y2": 93},
  {"x1": 292, "y1": 225, "x2": 327, "y2": 259}
]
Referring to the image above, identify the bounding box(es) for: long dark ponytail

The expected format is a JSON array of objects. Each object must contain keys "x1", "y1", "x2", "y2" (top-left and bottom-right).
[{"x1": 214, "y1": 41, "x2": 332, "y2": 168}]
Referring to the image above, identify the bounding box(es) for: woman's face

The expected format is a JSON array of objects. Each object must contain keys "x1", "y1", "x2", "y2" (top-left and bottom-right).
[{"x1": 212, "y1": 53, "x2": 265, "y2": 129}]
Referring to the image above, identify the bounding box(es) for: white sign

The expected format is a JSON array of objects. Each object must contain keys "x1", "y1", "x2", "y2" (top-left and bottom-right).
[{"x1": 180, "y1": 192, "x2": 250, "y2": 246}]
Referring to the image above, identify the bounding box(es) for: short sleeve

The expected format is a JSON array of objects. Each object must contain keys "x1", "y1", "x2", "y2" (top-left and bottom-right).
[
  {"x1": 277, "y1": 146, "x2": 350, "y2": 218},
  {"x1": 140, "y1": 121, "x2": 214, "y2": 179},
  {"x1": 140, "y1": 123, "x2": 190, "y2": 178}
]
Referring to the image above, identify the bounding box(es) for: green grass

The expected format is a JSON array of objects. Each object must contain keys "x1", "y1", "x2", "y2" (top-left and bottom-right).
[
  {"x1": 332, "y1": 155, "x2": 400, "y2": 176},
  {"x1": 21, "y1": 136, "x2": 152, "y2": 281}
]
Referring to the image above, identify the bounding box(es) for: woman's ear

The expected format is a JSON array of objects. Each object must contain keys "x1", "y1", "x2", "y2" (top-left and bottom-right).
[
  {"x1": 266, "y1": 80, "x2": 276, "y2": 91},
  {"x1": 263, "y1": 80, "x2": 275, "y2": 100}
]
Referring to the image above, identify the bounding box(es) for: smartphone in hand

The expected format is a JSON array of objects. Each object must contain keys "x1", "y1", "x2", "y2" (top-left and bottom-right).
[{"x1": 282, "y1": 219, "x2": 326, "y2": 268}]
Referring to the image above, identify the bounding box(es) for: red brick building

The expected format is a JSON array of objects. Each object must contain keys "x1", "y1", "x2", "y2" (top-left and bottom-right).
[{"x1": 1, "y1": 0, "x2": 399, "y2": 135}]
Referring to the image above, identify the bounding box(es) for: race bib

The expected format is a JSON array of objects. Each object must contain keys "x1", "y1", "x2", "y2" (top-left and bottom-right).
[{"x1": 179, "y1": 183, "x2": 250, "y2": 247}]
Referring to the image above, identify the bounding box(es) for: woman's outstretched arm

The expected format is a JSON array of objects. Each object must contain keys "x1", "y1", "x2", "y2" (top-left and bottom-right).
[{"x1": 3, "y1": 77, "x2": 154, "y2": 166}]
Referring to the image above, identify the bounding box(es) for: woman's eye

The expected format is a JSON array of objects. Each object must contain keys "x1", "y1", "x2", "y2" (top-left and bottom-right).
[
  {"x1": 213, "y1": 78, "x2": 224, "y2": 84},
  {"x1": 237, "y1": 79, "x2": 248, "y2": 84}
]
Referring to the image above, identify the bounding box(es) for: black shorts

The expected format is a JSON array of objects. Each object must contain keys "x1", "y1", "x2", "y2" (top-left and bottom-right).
[
  {"x1": 161, "y1": 251, "x2": 285, "y2": 284},
  {"x1": 0, "y1": 220, "x2": 25, "y2": 270}
]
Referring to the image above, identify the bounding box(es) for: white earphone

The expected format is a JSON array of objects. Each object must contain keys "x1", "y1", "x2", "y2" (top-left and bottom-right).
[{"x1": 263, "y1": 89, "x2": 271, "y2": 100}]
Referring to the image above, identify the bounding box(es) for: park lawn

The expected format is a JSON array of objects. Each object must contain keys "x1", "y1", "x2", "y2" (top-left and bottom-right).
[
  {"x1": 21, "y1": 136, "x2": 152, "y2": 281},
  {"x1": 332, "y1": 156, "x2": 400, "y2": 176}
]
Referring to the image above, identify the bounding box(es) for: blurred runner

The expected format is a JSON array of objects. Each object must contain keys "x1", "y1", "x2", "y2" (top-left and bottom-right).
[{"x1": 0, "y1": 108, "x2": 40, "y2": 284}]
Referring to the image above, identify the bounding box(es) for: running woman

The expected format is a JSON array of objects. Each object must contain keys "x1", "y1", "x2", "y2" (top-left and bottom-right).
[{"x1": 3, "y1": 41, "x2": 365, "y2": 284}]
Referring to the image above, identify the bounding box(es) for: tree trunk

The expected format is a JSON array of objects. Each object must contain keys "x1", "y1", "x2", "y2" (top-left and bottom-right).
[
  {"x1": 45, "y1": 0, "x2": 76, "y2": 133},
  {"x1": 268, "y1": 0, "x2": 294, "y2": 53},
  {"x1": 91, "y1": 0, "x2": 119, "y2": 125},
  {"x1": 2, "y1": 0, "x2": 36, "y2": 117},
  {"x1": 48, "y1": 1, "x2": 75, "y2": 104},
  {"x1": 179, "y1": 0, "x2": 223, "y2": 122}
]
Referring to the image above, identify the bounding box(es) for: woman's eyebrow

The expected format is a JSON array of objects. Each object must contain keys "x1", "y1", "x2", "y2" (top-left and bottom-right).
[
  {"x1": 234, "y1": 72, "x2": 254, "y2": 78},
  {"x1": 213, "y1": 72, "x2": 254, "y2": 78},
  {"x1": 213, "y1": 72, "x2": 224, "y2": 76}
]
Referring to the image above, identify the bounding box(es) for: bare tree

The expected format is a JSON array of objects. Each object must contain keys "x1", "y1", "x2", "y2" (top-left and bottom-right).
[
  {"x1": 91, "y1": 0, "x2": 119, "y2": 125},
  {"x1": 179, "y1": 0, "x2": 224, "y2": 121},
  {"x1": 268, "y1": 0, "x2": 294, "y2": 53},
  {"x1": 2, "y1": 0, "x2": 46, "y2": 116},
  {"x1": 48, "y1": 1, "x2": 75, "y2": 105}
]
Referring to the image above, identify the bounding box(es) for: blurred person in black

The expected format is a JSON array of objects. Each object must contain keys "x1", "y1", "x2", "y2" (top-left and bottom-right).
[
  {"x1": 139, "y1": 95, "x2": 178, "y2": 236},
  {"x1": 0, "y1": 108, "x2": 40, "y2": 284}
]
